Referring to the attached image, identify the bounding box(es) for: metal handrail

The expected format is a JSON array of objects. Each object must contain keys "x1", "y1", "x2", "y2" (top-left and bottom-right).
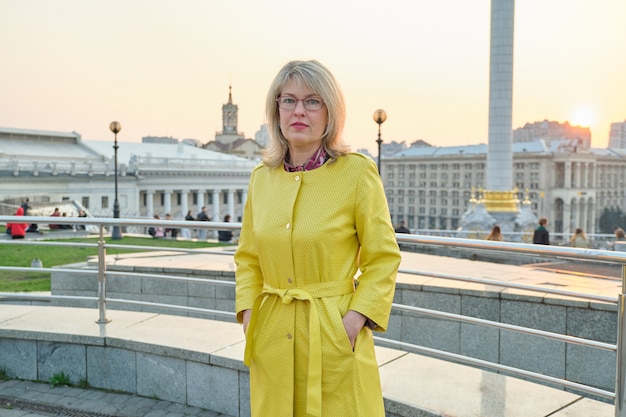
[{"x1": 1, "y1": 215, "x2": 626, "y2": 414}]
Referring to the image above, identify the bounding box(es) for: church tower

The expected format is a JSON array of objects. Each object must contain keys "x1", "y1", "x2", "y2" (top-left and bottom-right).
[
  {"x1": 215, "y1": 86, "x2": 244, "y2": 145},
  {"x1": 222, "y1": 85, "x2": 238, "y2": 135}
]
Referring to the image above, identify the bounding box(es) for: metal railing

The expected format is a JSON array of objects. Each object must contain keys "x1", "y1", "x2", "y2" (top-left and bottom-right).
[{"x1": 2, "y1": 215, "x2": 626, "y2": 415}]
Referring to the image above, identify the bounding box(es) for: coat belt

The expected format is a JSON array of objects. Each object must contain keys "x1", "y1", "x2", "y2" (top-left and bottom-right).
[{"x1": 244, "y1": 279, "x2": 356, "y2": 417}]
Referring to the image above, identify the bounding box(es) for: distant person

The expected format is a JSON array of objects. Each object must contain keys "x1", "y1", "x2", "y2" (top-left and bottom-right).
[
  {"x1": 532, "y1": 217, "x2": 550, "y2": 245},
  {"x1": 76, "y1": 209, "x2": 87, "y2": 230},
  {"x1": 394, "y1": 220, "x2": 411, "y2": 234},
  {"x1": 7, "y1": 207, "x2": 28, "y2": 239},
  {"x1": 20, "y1": 198, "x2": 31, "y2": 216},
  {"x1": 24, "y1": 197, "x2": 38, "y2": 233},
  {"x1": 182, "y1": 210, "x2": 194, "y2": 239},
  {"x1": 487, "y1": 225, "x2": 503, "y2": 241},
  {"x1": 59, "y1": 212, "x2": 73, "y2": 230},
  {"x1": 611, "y1": 227, "x2": 626, "y2": 251},
  {"x1": 196, "y1": 206, "x2": 210, "y2": 240},
  {"x1": 164, "y1": 213, "x2": 178, "y2": 238},
  {"x1": 218, "y1": 214, "x2": 233, "y2": 242},
  {"x1": 148, "y1": 214, "x2": 165, "y2": 238},
  {"x1": 570, "y1": 227, "x2": 590, "y2": 248},
  {"x1": 49, "y1": 207, "x2": 61, "y2": 230}
]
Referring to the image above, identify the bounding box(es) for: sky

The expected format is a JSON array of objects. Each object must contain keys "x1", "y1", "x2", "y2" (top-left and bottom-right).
[{"x1": 1, "y1": 0, "x2": 625, "y2": 154}]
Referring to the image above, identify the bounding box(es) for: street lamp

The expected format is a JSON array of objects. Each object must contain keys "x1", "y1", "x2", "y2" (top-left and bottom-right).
[
  {"x1": 109, "y1": 121, "x2": 123, "y2": 240},
  {"x1": 373, "y1": 109, "x2": 387, "y2": 175}
]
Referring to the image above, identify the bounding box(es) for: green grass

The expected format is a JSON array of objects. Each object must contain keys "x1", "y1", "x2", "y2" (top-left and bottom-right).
[{"x1": 0, "y1": 236, "x2": 223, "y2": 292}]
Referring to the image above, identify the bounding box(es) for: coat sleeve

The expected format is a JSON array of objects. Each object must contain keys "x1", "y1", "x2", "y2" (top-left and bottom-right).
[
  {"x1": 348, "y1": 159, "x2": 401, "y2": 332},
  {"x1": 234, "y1": 168, "x2": 264, "y2": 323}
]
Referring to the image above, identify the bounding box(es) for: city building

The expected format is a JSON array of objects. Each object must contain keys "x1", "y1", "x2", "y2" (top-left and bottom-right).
[
  {"x1": 383, "y1": 137, "x2": 626, "y2": 238},
  {"x1": 0, "y1": 126, "x2": 257, "y2": 223},
  {"x1": 203, "y1": 86, "x2": 264, "y2": 160},
  {"x1": 609, "y1": 120, "x2": 626, "y2": 149}
]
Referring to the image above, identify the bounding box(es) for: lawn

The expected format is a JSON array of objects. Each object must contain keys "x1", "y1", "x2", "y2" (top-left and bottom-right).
[{"x1": 0, "y1": 233, "x2": 223, "y2": 292}]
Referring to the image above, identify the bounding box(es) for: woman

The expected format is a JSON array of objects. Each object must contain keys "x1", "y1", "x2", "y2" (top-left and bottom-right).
[
  {"x1": 235, "y1": 60, "x2": 401, "y2": 417},
  {"x1": 570, "y1": 227, "x2": 590, "y2": 248},
  {"x1": 8, "y1": 206, "x2": 28, "y2": 239},
  {"x1": 486, "y1": 225, "x2": 503, "y2": 241}
]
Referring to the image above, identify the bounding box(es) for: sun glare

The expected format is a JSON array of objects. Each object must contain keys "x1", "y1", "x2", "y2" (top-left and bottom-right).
[{"x1": 569, "y1": 108, "x2": 595, "y2": 127}]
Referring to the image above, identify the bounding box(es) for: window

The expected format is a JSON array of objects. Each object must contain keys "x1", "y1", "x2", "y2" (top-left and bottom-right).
[
  {"x1": 102, "y1": 196, "x2": 109, "y2": 209},
  {"x1": 82, "y1": 197, "x2": 89, "y2": 209}
]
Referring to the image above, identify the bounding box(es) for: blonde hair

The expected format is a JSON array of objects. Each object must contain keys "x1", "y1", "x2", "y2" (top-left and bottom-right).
[{"x1": 263, "y1": 59, "x2": 349, "y2": 168}]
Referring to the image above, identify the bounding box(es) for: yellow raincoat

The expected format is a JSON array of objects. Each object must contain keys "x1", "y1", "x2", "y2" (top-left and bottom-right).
[{"x1": 235, "y1": 153, "x2": 401, "y2": 417}]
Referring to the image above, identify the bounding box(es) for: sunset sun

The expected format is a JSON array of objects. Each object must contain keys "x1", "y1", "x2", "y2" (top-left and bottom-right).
[{"x1": 570, "y1": 108, "x2": 596, "y2": 127}]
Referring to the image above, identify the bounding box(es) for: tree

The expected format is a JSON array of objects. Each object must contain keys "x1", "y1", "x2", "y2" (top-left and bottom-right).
[{"x1": 598, "y1": 207, "x2": 626, "y2": 234}]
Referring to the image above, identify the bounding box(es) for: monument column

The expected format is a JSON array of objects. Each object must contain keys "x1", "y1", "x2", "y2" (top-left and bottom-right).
[{"x1": 483, "y1": 0, "x2": 519, "y2": 216}]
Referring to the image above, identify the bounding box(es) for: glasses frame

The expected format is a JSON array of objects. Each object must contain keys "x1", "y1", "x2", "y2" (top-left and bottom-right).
[{"x1": 276, "y1": 95, "x2": 325, "y2": 111}]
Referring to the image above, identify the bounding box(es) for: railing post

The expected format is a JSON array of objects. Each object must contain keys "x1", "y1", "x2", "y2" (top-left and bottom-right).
[
  {"x1": 96, "y1": 224, "x2": 110, "y2": 324},
  {"x1": 615, "y1": 265, "x2": 626, "y2": 417}
]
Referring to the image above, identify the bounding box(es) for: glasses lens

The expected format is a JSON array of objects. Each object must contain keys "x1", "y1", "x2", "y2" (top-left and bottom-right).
[
  {"x1": 304, "y1": 97, "x2": 323, "y2": 110},
  {"x1": 277, "y1": 96, "x2": 323, "y2": 110},
  {"x1": 278, "y1": 96, "x2": 296, "y2": 109}
]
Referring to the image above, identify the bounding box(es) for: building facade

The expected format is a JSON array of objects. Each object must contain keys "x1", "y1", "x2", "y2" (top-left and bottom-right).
[
  {"x1": 383, "y1": 140, "x2": 626, "y2": 237},
  {"x1": 609, "y1": 120, "x2": 626, "y2": 149},
  {"x1": 0, "y1": 127, "x2": 257, "y2": 224}
]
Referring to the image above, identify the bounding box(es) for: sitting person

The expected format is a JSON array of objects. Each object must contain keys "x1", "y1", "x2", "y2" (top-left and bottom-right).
[
  {"x1": 164, "y1": 213, "x2": 178, "y2": 238},
  {"x1": 218, "y1": 214, "x2": 233, "y2": 242},
  {"x1": 148, "y1": 214, "x2": 165, "y2": 238},
  {"x1": 49, "y1": 207, "x2": 61, "y2": 229},
  {"x1": 7, "y1": 207, "x2": 28, "y2": 239}
]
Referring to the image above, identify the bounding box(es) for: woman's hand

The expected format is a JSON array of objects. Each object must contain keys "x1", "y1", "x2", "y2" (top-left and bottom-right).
[
  {"x1": 242, "y1": 309, "x2": 252, "y2": 334},
  {"x1": 342, "y1": 310, "x2": 367, "y2": 350}
]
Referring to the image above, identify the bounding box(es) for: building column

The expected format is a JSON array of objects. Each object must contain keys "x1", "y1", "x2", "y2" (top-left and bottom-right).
[
  {"x1": 212, "y1": 190, "x2": 220, "y2": 221},
  {"x1": 146, "y1": 191, "x2": 154, "y2": 219},
  {"x1": 180, "y1": 190, "x2": 189, "y2": 220},
  {"x1": 196, "y1": 191, "x2": 204, "y2": 214},
  {"x1": 589, "y1": 200, "x2": 596, "y2": 234},
  {"x1": 564, "y1": 162, "x2": 572, "y2": 189},
  {"x1": 573, "y1": 162, "x2": 581, "y2": 188},
  {"x1": 563, "y1": 202, "x2": 572, "y2": 236},
  {"x1": 228, "y1": 189, "x2": 235, "y2": 220},
  {"x1": 164, "y1": 190, "x2": 172, "y2": 215}
]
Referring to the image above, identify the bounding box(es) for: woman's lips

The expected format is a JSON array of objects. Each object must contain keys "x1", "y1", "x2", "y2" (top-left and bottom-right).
[{"x1": 291, "y1": 122, "x2": 308, "y2": 130}]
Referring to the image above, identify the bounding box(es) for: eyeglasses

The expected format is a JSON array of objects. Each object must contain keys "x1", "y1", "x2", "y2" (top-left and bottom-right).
[{"x1": 276, "y1": 95, "x2": 325, "y2": 111}]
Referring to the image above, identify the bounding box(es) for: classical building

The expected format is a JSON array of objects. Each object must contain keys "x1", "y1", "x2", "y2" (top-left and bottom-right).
[
  {"x1": 203, "y1": 86, "x2": 264, "y2": 160},
  {"x1": 0, "y1": 127, "x2": 257, "y2": 224},
  {"x1": 383, "y1": 139, "x2": 626, "y2": 238},
  {"x1": 609, "y1": 120, "x2": 626, "y2": 149}
]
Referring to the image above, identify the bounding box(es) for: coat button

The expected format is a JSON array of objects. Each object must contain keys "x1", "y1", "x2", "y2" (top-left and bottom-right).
[
  {"x1": 286, "y1": 223, "x2": 291, "y2": 229},
  {"x1": 295, "y1": 175, "x2": 300, "y2": 181},
  {"x1": 287, "y1": 333, "x2": 292, "y2": 339},
  {"x1": 287, "y1": 278, "x2": 293, "y2": 284}
]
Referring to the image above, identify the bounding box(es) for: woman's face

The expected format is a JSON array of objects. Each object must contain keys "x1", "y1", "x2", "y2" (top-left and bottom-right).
[{"x1": 278, "y1": 79, "x2": 328, "y2": 152}]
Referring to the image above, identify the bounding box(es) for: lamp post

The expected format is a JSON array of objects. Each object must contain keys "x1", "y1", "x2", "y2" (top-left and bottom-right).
[
  {"x1": 373, "y1": 109, "x2": 387, "y2": 175},
  {"x1": 109, "y1": 121, "x2": 123, "y2": 240}
]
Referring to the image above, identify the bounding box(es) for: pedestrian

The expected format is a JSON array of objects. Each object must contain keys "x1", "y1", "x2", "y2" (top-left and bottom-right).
[
  {"x1": 570, "y1": 227, "x2": 590, "y2": 248},
  {"x1": 182, "y1": 210, "x2": 194, "y2": 239},
  {"x1": 218, "y1": 214, "x2": 233, "y2": 242},
  {"x1": 76, "y1": 209, "x2": 87, "y2": 230},
  {"x1": 164, "y1": 213, "x2": 178, "y2": 238},
  {"x1": 235, "y1": 59, "x2": 401, "y2": 417},
  {"x1": 611, "y1": 227, "x2": 626, "y2": 251},
  {"x1": 196, "y1": 206, "x2": 209, "y2": 240},
  {"x1": 487, "y1": 225, "x2": 503, "y2": 241},
  {"x1": 394, "y1": 220, "x2": 411, "y2": 234},
  {"x1": 7, "y1": 207, "x2": 28, "y2": 239},
  {"x1": 532, "y1": 217, "x2": 550, "y2": 245}
]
